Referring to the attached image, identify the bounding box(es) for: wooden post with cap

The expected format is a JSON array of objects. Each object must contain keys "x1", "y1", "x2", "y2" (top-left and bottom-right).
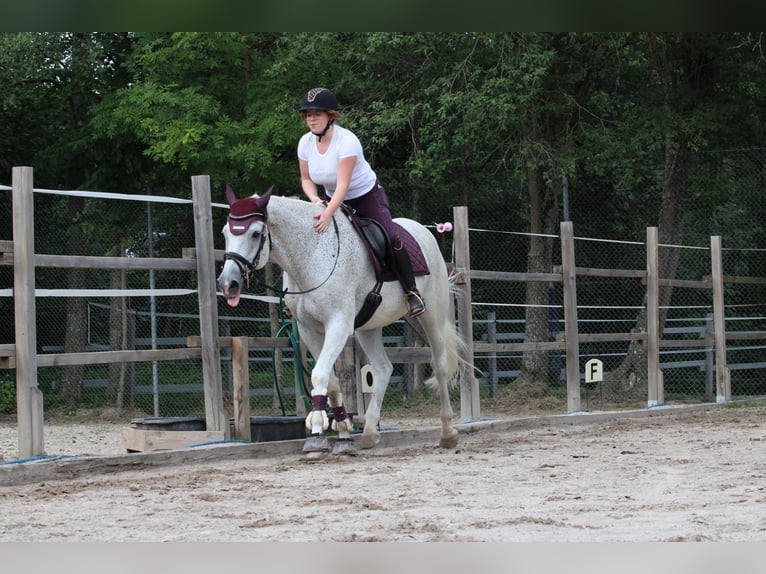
[
  {"x1": 13, "y1": 166, "x2": 45, "y2": 457},
  {"x1": 192, "y1": 175, "x2": 227, "y2": 436}
]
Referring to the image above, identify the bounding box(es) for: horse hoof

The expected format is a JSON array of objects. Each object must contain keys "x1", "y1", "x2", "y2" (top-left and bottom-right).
[
  {"x1": 439, "y1": 430, "x2": 459, "y2": 449},
  {"x1": 359, "y1": 432, "x2": 380, "y2": 450},
  {"x1": 332, "y1": 438, "x2": 358, "y2": 456},
  {"x1": 302, "y1": 433, "x2": 330, "y2": 454}
]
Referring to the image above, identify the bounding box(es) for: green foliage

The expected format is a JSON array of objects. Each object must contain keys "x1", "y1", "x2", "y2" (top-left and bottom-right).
[
  {"x1": 0, "y1": 379, "x2": 16, "y2": 414},
  {"x1": 3, "y1": 32, "x2": 765, "y2": 231}
]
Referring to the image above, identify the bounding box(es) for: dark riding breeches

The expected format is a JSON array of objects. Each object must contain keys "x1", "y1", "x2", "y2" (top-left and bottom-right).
[{"x1": 335, "y1": 181, "x2": 403, "y2": 248}]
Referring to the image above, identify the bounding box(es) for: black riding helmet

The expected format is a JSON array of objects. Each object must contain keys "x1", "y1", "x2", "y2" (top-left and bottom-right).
[
  {"x1": 300, "y1": 87, "x2": 338, "y2": 112},
  {"x1": 300, "y1": 88, "x2": 338, "y2": 142}
]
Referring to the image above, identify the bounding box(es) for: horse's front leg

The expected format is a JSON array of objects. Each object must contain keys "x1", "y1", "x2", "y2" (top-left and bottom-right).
[
  {"x1": 327, "y1": 385, "x2": 357, "y2": 456},
  {"x1": 300, "y1": 320, "x2": 353, "y2": 459}
]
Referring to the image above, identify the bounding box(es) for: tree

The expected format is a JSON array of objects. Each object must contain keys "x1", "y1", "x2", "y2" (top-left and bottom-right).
[
  {"x1": 593, "y1": 33, "x2": 766, "y2": 400},
  {"x1": 1, "y1": 32, "x2": 136, "y2": 405}
]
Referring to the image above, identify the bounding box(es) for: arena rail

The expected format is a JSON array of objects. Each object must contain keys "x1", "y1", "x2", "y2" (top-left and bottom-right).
[{"x1": 5, "y1": 165, "x2": 759, "y2": 460}]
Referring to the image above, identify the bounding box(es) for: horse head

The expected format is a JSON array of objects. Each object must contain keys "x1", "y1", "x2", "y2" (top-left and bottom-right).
[{"x1": 218, "y1": 184, "x2": 274, "y2": 307}]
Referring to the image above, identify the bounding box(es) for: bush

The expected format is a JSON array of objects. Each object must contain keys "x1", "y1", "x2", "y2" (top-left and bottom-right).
[{"x1": 0, "y1": 379, "x2": 16, "y2": 414}]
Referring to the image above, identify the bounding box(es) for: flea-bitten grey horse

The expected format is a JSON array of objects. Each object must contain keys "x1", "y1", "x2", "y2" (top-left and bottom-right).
[{"x1": 217, "y1": 185, "x2": 461, "y2": 457}]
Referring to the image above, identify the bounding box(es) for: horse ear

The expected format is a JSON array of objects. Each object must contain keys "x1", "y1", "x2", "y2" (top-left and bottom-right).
[
  {"x1": 225, "y1": 183, "x2": 237, "y2": 206},
  {"x1": 256, "y1": 185, "x2": 274, "y2": 210}
]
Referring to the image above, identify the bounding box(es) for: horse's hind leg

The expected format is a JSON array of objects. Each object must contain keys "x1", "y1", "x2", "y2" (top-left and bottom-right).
[
  {"x1": 420, "y1": 313, "x2": 459, "y2": 449},
  {"x1": 355, "y1": 329, "x2": 393, "y2": 449},
  {"x1": 436, "y1": 377, "x2": 458, "y2": 449}
]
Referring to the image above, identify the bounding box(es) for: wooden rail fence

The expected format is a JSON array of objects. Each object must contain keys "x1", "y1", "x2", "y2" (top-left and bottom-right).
[{"x1": 5, "y1": 165, "x2": 766, "y2": 458}]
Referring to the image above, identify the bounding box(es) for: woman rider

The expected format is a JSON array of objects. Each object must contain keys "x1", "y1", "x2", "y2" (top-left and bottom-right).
[{"x1": 297, "y1": 87, "x2": 425, "y2": 318}]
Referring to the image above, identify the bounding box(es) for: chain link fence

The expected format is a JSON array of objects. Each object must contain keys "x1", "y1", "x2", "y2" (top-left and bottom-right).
[{"x1": 2, "y1": 149, "x2": 766, "y2": 423}]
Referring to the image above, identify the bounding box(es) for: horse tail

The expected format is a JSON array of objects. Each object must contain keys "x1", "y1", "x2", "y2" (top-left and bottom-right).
[{"x1": 424, "y1": 319, "x2": 465, "y2": 391}]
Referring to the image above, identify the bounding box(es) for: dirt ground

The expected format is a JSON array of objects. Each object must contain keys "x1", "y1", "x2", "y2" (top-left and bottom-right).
[{"x1": 1, "y1": 404, "x2": 766, "y2": 543}]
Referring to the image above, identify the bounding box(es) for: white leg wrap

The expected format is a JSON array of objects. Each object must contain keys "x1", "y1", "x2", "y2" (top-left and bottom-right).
[
  {"x1": 305, "y1": 409, "x2": 329, "y2": 434},
  {"x1": 331, "y1": 418, "x2": 354, "y2": 434}
]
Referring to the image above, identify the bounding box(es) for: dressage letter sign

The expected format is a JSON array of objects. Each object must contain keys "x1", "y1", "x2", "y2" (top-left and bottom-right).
[{"x1": 585, "y1": 359, "x2": 604, "y2": 383}]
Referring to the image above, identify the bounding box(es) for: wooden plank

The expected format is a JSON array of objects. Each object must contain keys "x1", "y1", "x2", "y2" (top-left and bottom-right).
[
  {"x1": 12, "y1": 166, "x2": 45, "y2": 458},
  {"x1": 646, "y1": 227, "x2": 661, "y2": 406},
  {"x1": 1, "y1": 251, "x2": 198, "y2": 270},
  {"x1": 0, "y1": 344, "x2": 15, "y2": 357},
  {"x1": 711, "y1": 236, "x2": 730, "y2": 402},
  {"x1": 659, "y1": 339, "x2": 714, "y2": 349},
  {"x1": 560, "y1": 221, "x2": 580, "y2": 413},
  {"x1": 703, "y1": 274, "x2": 766, "y2": 286},
  {"x1": 558, "y1": 332, "x2": 646, "y2": 343},
  {"x1": 553, "y1": 265, "x2": 646, "y2": 279},
  {"x1": 657, "y1": 278, "x2": 711, "y2": 289},
  {"x1": 192, "y1": 175, "x2": 226, "y2": 435},
  {"x1": 35, "y1": 347, "x2": 201, "y2": 368},
  {"x1": 725, "y1": 331, "x2": 766, "y2": 341},
  {"x1": 383, "y1": 347, "x2": 436, "y2": 362},
  {"x1": 453, "y1": 206, "x2": 480, "y2": 420},
  {"x1": 470, "y1": 269, "x2": 562, "y2": 283},
  {"x1": 474, "y1": 341, "x2": 565, "y2": 353},
  {"x1": 122, "y1": 428, "x2": 226, "y2": 453},
  {"x1": 0, "y1": 240, "x2": 12, "y2": 253},
  {"x1": 231, "y1": 337, "x2": 252, "y2": 442},
  {"x1": 33, "y1": 254, "x2": 197, "y2": 271},
  {"x1": 182, "y1": 247, "x2": 227, "y2": 262},
  {"x1": 186, "y1": 335, "x2": 296, "y2": 349}
]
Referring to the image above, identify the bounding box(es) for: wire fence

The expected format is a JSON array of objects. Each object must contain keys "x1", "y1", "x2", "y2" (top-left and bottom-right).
[{"x1": 2, "y1": 168, "x2": 766, "y2": 424}]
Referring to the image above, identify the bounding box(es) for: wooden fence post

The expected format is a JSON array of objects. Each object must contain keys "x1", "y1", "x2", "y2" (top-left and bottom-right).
[
  {"x1": 560, "y1": 221, "x2": 581, "y2": 412},
  {"x1": 453, "y1": 206, "x2": 480, "y2": 421},
  {"x1": 191, "y1": 175, "x2": 227, "y2": 435},
  {"x1": 646, "y1": 226, "x2": 662, "y2": 406},
  {"x1": 710, "y1": 235, "x2": 731, "y2": 402},
  {"x1": 12, "y1": 166, "x2": 45, "y2": 457},
  {"x1": 231, "y1": 336, "x2": 251, "y2": 441},
  {"x1": 486, "y1": 310, "x2": 498, "y2": 397}
]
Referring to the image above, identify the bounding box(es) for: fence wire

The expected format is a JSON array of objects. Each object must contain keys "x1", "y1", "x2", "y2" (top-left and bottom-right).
[{"x1": 3, "y1": 172, "x2": 766, "y2": 423}]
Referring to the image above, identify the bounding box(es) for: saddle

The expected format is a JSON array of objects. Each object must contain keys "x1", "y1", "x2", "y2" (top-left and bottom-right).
[{"x1": 339, "y1": 204, "x2": 429, "y2": 328}]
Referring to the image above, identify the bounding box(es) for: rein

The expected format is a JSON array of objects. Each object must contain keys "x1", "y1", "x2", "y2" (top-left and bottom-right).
[{"x1": 223, "y1": 214, "x2": 341, "y2": 298}]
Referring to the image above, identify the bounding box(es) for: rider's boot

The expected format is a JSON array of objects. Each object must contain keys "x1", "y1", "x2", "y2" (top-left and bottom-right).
[{"x1": 392, "y1": 240, "x2": 426, "y2": 318}]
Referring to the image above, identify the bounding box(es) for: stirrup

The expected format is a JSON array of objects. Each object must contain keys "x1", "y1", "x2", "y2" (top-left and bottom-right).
[{"x1": 406, "y1": 291, "x2": 426, "y2": 318}]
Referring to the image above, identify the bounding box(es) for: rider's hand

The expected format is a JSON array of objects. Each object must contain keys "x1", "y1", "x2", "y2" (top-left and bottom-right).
[{"x1": 313, "y1": 211, "x2": 332, "y2": 233}]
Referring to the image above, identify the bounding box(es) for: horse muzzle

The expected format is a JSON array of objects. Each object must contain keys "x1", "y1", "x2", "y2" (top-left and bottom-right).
[{"x1": 218, "y1": 273, "x2": 242, "y2": 308}]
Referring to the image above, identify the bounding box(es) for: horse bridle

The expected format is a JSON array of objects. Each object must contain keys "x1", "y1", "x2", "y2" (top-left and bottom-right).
[
  {"x1": 222, "y1": 227, "x2": 269, "y2": 290},
  {"x1": 223, "y1": 211, "x2": 341, "y2": 297}
]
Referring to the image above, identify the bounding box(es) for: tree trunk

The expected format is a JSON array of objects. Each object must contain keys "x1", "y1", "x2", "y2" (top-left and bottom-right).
[
  {"x1": 60, "y1": 33, "x2": 92, "y2": 408},
  {"x1": 516, "y1": 164, "x2": 559, "y2": 392},
  {"x1": 602, "y1": 137, "x2": 691, "y2": 401},
  {"x1": 61, "y1": 196, "x2": 87, "y2": 407}
]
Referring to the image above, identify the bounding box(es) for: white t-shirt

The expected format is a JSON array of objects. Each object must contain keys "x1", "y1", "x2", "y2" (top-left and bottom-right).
[{"x1": 297, "y1": 124, "x2": 377, "y2": 199}]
